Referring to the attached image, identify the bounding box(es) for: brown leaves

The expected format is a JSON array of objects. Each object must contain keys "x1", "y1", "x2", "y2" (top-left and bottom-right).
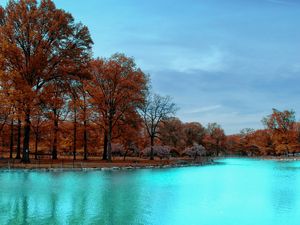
[
  {"x1": 0, "y1": 0, "x2": 93, "y2": 93},
  {"x1": 89, "y1": 54, "x2": 147, "y2": 127}
]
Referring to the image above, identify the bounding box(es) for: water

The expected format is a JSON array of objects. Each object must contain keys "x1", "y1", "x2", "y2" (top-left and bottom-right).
[{"x1": 1, "y1": 158, "x2": 300, "y2": 225}]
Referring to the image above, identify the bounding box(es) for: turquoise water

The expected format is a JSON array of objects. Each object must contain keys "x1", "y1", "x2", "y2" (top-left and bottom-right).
[{"x1": 1, "y1": 158, "x2": 300, "y2": 225}]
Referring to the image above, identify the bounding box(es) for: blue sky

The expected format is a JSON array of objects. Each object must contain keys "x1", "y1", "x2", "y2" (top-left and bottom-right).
[{"x1": 1, "y1": 0, "x2": 300, "y2": 134}]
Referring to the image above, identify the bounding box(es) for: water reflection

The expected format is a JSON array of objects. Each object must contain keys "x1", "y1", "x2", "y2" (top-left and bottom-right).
[
  {"x1": 271, "y1": 161, "x2": 299, "y2": 217},
  {"x1": 1, "y1": 159, "x2": 300, "y2": 225}
]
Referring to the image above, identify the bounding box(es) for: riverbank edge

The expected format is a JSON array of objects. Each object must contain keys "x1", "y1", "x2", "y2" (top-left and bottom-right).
[
  {"x1": 219, "y1": 155, "x2": 300, "y2": 162},
  {"x1": 0, "y1": 158, "x2": 215, "y2": 171}
]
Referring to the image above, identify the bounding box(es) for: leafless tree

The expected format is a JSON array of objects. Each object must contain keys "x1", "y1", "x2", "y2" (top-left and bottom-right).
[{"x1": 140, "y1": 94, "x2": 177, "y2": 160}]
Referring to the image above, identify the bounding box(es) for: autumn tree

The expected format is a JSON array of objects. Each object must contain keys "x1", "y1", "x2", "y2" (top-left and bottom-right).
[
  {"x1": 0, "y1": 73, "x2": 16, "y2": 157},
  {"x1": 88, "y1": 54, "x2": 147, "y2": 161},
  {"x1": 204, "y1": 122, "x2": 226, "y2": 156},
  {"x1": 0, "y1": 87, "x2": 11, "y2": 137},
  {"x1": 295, "y1": 123, "x2": 300, "y2": 145},
  {"x1": 15, "y1": 106, "x2": 23, "y2": 159},
  {"x1": 225, "y1": 134, "x2": 242, "y2": 155},
  {"x1": 0, "y1": 104, "x2": 10, "y2": 156},
  {"x1": 262, "y1": 109, "x2": 296, "y2": 155},
  {"x1": 0, "y1": 0, "x2": 92, "y2": 162},
  {"x1": 249, "y1": 129, "x2": 273, "y2": 155},
  {"x1": 183, "y1": 122, "x2": 206, "y2": 147},
  {"x1": 68, "y1": 82, "x2": 81, "y2": 160},
  {"x1": 31, "y1": 105, "x2": 46, "y2": 159},
  {"x1": 239, "y1": 128, "x2": 254, "y2": 143},
  {"x1": 159, "y1": 117, "x2": 184, "y2": 149},
  {"x1": 41, "y1": 82, "x2": 69, "y2": 159},
  {"x1": 115, "y1": 110, "x2": 143, "y2": 160},
  {"x1": 77, "y1": 80, "x2": 92, "y2": 160},
  {"x1": 140, "y1": 94, "x2": 177, "y2": 160}
]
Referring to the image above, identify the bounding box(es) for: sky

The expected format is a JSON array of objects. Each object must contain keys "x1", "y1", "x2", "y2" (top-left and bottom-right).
[{"x1": 1, "y1": 0, "x2": 300, "y2": 134}]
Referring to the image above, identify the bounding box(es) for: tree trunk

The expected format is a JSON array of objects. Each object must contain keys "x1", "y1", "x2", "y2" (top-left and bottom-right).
[
  {"x1": 21, "y1": 111, "x2": 30, "y2": 163},
  {"x1": 194, "y1": 151, "x2": 198, "y2": 160},
  {"x1": 73, "y1": 108, "x2": 77, "y2": 160},
  {"x1": 102, "y1": 131, "x2": 108, "y2": 160},
  {"x1": 83, "y1": 120, "x2": 88, "y2": 160},
  {"x1": 52, "y1": 115, "x2": 58, "y2": 160},
  {"x1": 150, "y1": 136, "x2": 154, "y2": 160},
  {"x1": 123, "y1": 149, "x2": 129, "y2": 161},
  {"x1": 107, "y1": 118, "x2": 113, "y2": 162},
  {"x1": 35, "y1": 130, "x2": 39, "y2": 160},
  {"x1": 9, "y1": 118, "x2": 14, "y2": 159},
  {"x1": 216, "y1": 139, "x2": 220, "y2": 156},
  {"x1": 1, "y1": 130, "x2": 4, "y2": 159},
  {"x1": 15, "y1": 118, "x2": 21, "y2": 159}
]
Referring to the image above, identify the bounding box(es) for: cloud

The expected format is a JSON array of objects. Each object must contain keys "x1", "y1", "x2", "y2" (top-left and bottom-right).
[
  {"x1": 135, "y1": 46, "x2": 229, "y2": 74},
  {"x1": 168, "y1": 47, "x2": 227, "y2": 73},
  {"x1": 184, "y1": 105, "x2": 222, "y2": 114},
  {"x1": 50, "y1": 0, "x2": 300, "y2": 135},
  {"x1": 179, "y1": 109, "x2": 267, "y2": 134}
]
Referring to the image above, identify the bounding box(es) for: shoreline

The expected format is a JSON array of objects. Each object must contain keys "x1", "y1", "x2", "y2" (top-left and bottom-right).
[
  {"x1": 1, "y1": 155, "x2": 298, "y2": 172},
  {"x1": 0, "y1": 157, "x2": 214, "y2": 171},
  {"x1": 229, "y1": 155, "x2": 300, "y2": 161},
  {"x1": 218, "y1": 155, "x2": 300, "y2": 162},
  {"x1": 255, "y1": 156, "x2": 300, "y2": 161}
]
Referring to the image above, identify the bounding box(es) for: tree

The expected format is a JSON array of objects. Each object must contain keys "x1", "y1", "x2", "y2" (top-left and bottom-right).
[
  {"x1": 262, "y1": 108, "x2": 296, "y2": 155},
  {"x1": 238, "y1": 128, "x2": 255, "y2": 153},
  {"x1": 240, "y1": 128, "x2": 255, "y2": 137},
  {"x1": 142, "y1": 145, "x2": 171, "y2": 160},
  {"x1": 88, "y1": 54, "x2": 147, "y2": 161},
  {"x1": 41, "y1": 82, "x2": 69, "y2": 159},
  {"x1": 0, "y1": 90, "x2": 11, "y2": 136},
  {"x1": 182, "y1": 144, "x2": 206, "y2": 159},
  {"x1": 159, "y1": 117, "x2": 184, "y2": 149},
  {"x1": 15, "y1": 116, "x2": 22, "y2": 159},
  {"x1": 140, "y1": 94, "x2": 177, "y2": 160},
  {"x1": 31, "y1": 105, "x2": 46, "y2": 159},
  {"x1": 0, "y1": 78, "x2": 14, "y2": 157},
  {"x1": 262, "y1": 109, "x2": 295, "y2": 132},
  {"x1": 0, "y1": 0, "x2": 92, "y2": 163},
  {"x1": 249, "y1": 129, "x2": 273, "y2": 155},
  {"x1": 114, "y1": 111, "x2": 143, "y2": 160},
  {"x1": 69, "y1": 84, "x2": 80, "y2": 160},
  {"x1": 78, "y1": 80, "x2": 92, "y2": 160},
  {"x1": 204, "y1": 122, "x2": 226, "y2": 156},
  {"x1": 9, "y1": 115, "x2": 14, "y2": 159},
  {"x1": 183, "y1": 122, "x2": 206, "y2": 147}
]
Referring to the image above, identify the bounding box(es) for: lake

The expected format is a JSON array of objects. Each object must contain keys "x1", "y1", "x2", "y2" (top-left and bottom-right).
[{"x1": 0, "y1": 158, "x2": 300, "y2": 225}]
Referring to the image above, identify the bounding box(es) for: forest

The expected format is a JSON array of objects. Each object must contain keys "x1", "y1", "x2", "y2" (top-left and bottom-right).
[{"x1": 1, "y1": 0, "x2": 300, "y2": 164}]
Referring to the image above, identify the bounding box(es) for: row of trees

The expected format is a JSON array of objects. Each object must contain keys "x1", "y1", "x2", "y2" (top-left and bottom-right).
[
  {"x1": 0, "y1": 0, "x2": 180, "y2": 163},
  {"x1": 0, "y1": 0, "x2": 93, "y2": 163},
  {"x1": 155, "y1": 108, "x2": 300, "y2": 157},
  {"x1": 227, "y1": 109, "x2": 300, "y2": 156},
  {"x1": 119, "y1": 108, "x2": 300, "y2": 158},
  {"x1": 1, "y1": 1, "x2": 299, "y2": 163}
]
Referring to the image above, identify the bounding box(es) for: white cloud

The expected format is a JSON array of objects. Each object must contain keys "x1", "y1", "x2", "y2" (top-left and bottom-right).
[
  {"x1": 136, "y1": 46, "x2": 229, "y2": 74},
  {"x1": 169, "y1": 47, "x2": 227, "y2": 73},
  {"x1": 184, "y1": 105, "x2": 222, "y2": 114}
]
